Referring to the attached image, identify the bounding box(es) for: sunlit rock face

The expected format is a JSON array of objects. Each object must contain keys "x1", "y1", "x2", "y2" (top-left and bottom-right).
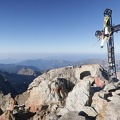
[
  {"x1": 1, "y1": 64, "x2": 120, "y2": 120},
  {"x1": 25, "y1": 64, "x2": 106, "y2": 112}
]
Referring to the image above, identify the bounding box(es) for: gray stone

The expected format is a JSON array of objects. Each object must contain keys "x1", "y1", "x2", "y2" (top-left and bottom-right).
[
  {"x1": 59, "y1": 111, "x2": 90, "y2": 120},
  {"x1": 103, "y1": 82, "x2": 117, "y2": 92},
  {"x1": 92, "y1": 91, "x2": 120, "y2": 120},
  {"x1": 65, "y1": 80, "x2": 90, "y2": 112}
]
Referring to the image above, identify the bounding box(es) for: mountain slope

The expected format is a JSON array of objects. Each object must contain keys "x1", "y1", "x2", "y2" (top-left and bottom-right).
[
  {"x1": 0, "y1": 70, "x2": 41, "y2": 95},
  {"x1": 0, "y1": 75, "x2": 17, "y2": 95}
]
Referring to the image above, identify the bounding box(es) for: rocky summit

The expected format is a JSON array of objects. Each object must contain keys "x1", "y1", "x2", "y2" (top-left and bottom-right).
[{"x1": 0, "y1": 64, "x2": 120, "y2": 120}]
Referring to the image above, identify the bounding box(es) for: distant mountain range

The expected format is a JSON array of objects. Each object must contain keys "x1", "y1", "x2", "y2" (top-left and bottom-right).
[
  {"x1": 0, "y1": 63, "x2": 40, "y2": 74},
  {"x1": 1, "y1": 58, "x2": 120, "y2": 73},
  {"x1": 17, "y1": 59, "x2": 73, "y2": 71},
  {"x1": 17, "y1": 58, "x2": 120, "y2": 71},
  {"x1": 0, "y1": 64, "x2": 41, "y2": 95}
]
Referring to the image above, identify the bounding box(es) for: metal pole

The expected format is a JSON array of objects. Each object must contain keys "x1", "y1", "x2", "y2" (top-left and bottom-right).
[{"x1": 104, "y1": 9, "x2": 117, "y2": 81}]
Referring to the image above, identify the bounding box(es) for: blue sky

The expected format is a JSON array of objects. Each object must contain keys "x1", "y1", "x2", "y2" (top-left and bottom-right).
[{"x1": 0, "y1": 0, "x2": 120, "y2": 59}]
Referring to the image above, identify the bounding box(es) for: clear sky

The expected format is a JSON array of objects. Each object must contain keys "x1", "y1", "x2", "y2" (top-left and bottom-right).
[{"x1": 0, "y1": 0, "x2": 120, "y2": 60}]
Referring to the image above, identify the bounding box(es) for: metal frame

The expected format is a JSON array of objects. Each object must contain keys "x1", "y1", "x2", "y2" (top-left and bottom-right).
[
  {"x1": 105, "y1": 9, "x2": 117, "y2": 81},
  {"x1": 95, "y1": 9, "x2": 120, "y2": 81}
]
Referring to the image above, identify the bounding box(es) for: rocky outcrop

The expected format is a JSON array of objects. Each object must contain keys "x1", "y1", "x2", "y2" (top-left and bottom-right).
[
  {"x1": 15, "y1": 91, "x2": 29, "y2": 105},
  {"x1": 0, "y1": 105, "x2": 35, "y2": 120},
  {"x1": 91, "y1": 81, "x2": 120, "y2": 120},
  {"x1": 17, "y1": 68, "x2": 38, "y2": 76},
  {"x1": 25, "y1": 64, "x2": 106, "y2": 112},
  {"x1": 64, "y1": 80, "x2": 97, "y2": 117},
  {"x1": 0, "y1": 94, "x2": 14, "y2": 112},
  {"x1": 0, "y1": 64, "x2": 120, "y2": 120}
]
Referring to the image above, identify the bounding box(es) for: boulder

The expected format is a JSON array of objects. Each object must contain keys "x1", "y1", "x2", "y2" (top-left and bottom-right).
[
  {"x1": 65, "y1": 80, "x2": 97, "y2": 117},
  {"x1": 92, "y1": 91, "x2": 120, "y2": 120},
  {"x1": 74, "y1": 64, "x2": 108, "y2": 82},
  {"x1": 15, "y1": 91, "x2": 29, "y2": 105},
  {"x1": 25, "y1": 77, "x2": 68, "y2": 112},
  {"x1": 59, "y1": 111, "x2": 91, "y2": 120},
  {"x1": 0, "y1": 94, "x2": 14, "y2": 112},
  {"x1": 65, "y1": 80, "x2": 91, "y2": 111}
]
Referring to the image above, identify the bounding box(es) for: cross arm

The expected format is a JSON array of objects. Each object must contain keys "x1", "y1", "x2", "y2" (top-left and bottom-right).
[{"x1": 112, "y1": 24, "x2": 120, "y2": 33}]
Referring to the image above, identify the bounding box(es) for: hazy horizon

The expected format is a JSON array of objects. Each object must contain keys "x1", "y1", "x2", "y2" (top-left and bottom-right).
[{"x1": 0, "y1": 52, "x2": 111, "y2": 64}]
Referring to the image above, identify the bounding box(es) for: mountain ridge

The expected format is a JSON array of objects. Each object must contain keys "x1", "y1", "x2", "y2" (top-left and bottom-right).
[
  {"x1": 0, "y1": 63, "x2": 40, "y2": 74},
  {"x1": 17, "y1": 59, "x2": 73, "y2": 71}
]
